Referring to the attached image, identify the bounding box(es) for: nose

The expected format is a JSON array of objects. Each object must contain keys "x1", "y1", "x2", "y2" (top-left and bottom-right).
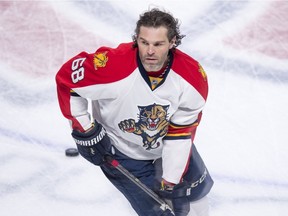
[{"x1": 147, "y1": 45, "x2": 155, "y2": 55}]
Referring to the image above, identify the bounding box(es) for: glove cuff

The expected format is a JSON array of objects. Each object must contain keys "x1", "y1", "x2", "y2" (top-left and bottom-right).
[
  {"x1": 172, "y1": 181, "x2": 191, "y2": 198},
  {"x1": 72, "y1": 122, "x2": 107, "y2": 146}
]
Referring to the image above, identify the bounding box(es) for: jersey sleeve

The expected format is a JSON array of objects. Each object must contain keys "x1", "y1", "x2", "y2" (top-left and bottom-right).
[
  {"x1": 162, "y1": 57, "x2": 208, "y2": 184},
  {"x1": 55, "y1": 52, "x2": 94, "y2": 132},
  {"x1": 56, "y1": 43, "x2": 137, "y2": 132}
]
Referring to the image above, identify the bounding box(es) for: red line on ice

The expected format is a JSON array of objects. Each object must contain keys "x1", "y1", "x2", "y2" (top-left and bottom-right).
[
  {"x1": 0, "y1": 1, "x2": 108, "y2": 77},
  {"x1": 224, "y1": 2, "x2": 288, "y2": 59}
]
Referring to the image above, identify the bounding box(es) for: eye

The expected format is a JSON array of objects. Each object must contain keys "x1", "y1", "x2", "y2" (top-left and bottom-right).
[
  {"x1": 157, "y1": 111, "x2": 163, "y2": 116},
  {"x1": 145, "y1": 111, "x2": 152, "y2": 116},
  {"x1": 141, "y1": 40, "x2": 149, "y2": 46},
  {"x1": 154, "y1": 42, "x2": 164, "y2": 47}
]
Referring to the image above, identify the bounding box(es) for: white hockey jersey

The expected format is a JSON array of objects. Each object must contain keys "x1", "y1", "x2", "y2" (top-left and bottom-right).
[{"x1": 56, "y1": 42, "x2": 208, "y2": 184}]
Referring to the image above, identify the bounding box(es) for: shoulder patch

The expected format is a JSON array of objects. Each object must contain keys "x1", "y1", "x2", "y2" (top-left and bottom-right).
[
  {"x1": 198, "y1": 64, "x2": 207, "y2": 81},
  {"x1": 93, "y1": 51, "x2": 108, "y2": 70}
]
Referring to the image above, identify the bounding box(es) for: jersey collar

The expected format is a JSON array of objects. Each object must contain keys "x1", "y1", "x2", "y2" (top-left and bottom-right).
[{"x1": 137, "y1": 50, "x2": 174, "y2": 91}]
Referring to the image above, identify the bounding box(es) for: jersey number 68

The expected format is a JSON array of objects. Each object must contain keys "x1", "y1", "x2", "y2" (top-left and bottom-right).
[{"x1": 71, "y1": 57, "x2": 86, "y2": 83}]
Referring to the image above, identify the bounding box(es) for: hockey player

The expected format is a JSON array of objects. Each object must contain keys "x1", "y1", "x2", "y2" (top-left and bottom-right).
[{"x1": 56, "y1": 8, "x2": 213, "y2": 216}]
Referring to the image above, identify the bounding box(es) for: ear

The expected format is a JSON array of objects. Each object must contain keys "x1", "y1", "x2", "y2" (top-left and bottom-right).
[
  {"x1": 169, "y1": 36, "x2": 176, "y2": 49},
  {"x1": 138, "y1": 105, "x2": 145, "y2": 112}
]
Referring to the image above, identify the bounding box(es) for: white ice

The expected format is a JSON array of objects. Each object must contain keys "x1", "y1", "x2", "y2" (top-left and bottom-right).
[{"x1": 0, "y1": 1, "x2": 288, "y2": 216}]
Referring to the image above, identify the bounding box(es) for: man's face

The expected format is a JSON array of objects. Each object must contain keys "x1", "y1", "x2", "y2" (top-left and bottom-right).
[{"x1": 137, "y1": 26, "x2": 175, "y2": 72}]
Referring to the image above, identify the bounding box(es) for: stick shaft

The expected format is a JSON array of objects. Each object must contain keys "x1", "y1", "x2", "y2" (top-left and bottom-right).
[{"x1": 105, "y1": 155, "x2": 174, "y2": 214}]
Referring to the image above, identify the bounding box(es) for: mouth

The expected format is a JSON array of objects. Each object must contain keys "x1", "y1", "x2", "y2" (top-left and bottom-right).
[
  {"x1": 145, "y1": 57, "x2": 157, "y2": 63},
  {"x1": 147, "y1": 123, "x2": 157, "y2": 130},
  {"x1": 145, "y1": 60, "x2": 157, "y2": 65}
]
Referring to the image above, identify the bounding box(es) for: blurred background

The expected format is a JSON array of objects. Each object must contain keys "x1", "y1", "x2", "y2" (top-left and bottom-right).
[{"x1": 0, "y1": 1, "x2": 287, "y2": 215}]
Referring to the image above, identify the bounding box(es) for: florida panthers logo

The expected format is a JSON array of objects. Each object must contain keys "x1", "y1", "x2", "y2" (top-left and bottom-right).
[
  {"x1": 118, "y1": 104, "x2": 169, "y2": 150},
  {"x1": 93, "y1": 51, "x2": 108, "y2": 70}
]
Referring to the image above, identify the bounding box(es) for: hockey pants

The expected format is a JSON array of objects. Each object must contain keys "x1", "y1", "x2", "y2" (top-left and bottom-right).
[{"x1": 100, "y1": 144, "x2": 213, "y2": 216}]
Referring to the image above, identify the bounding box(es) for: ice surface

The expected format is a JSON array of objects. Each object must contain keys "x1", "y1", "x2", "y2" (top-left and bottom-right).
[{"x1": 0, "y1": 1, "x2": 288, "y2": 216}]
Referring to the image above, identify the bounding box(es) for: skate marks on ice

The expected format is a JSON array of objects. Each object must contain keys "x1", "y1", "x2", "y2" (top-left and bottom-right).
[{"x1": 0, "y1": 1, "x2": 288, "y2": 216}]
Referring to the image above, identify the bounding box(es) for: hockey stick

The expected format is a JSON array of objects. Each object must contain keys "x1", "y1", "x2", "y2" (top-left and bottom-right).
[{"x1": 104, "y1": 155, "x2": 174, "y2": 215}]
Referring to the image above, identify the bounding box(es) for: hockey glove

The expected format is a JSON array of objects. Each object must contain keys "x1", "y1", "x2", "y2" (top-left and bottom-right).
[
  {"x1": 71, "y1": 120, "x2": 112, "y2": 166},
  {"x1": 158, "y1": 180, "x2": 191, "y2": 216}
]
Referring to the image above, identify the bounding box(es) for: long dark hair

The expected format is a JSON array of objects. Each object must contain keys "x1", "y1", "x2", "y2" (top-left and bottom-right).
[{"x1": 132, "y1": 8, "x2": 185, "y2": 48}]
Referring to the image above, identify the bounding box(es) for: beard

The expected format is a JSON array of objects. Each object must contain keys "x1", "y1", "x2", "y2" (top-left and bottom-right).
[{"x1": 141, "y1": 56, "x2": 167, "y2": 72}]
